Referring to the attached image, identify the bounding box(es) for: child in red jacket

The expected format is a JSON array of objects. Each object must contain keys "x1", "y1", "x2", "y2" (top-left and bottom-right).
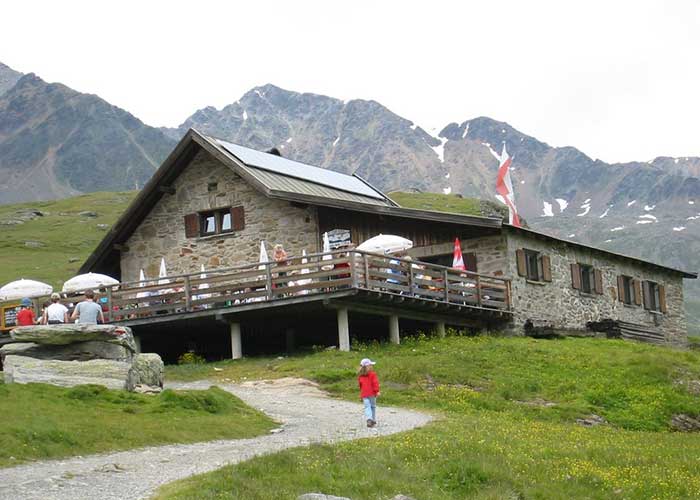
[{"x1": 358, "y1": 358, "x2": 380, "y2": 427}]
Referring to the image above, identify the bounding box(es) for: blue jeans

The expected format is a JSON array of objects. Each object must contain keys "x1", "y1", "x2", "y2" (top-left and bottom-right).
[{"x1": 363, "y1": 397, "x2": 376, "y2": 421}]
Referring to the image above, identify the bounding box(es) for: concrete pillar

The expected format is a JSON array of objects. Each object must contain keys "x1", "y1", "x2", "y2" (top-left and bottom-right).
[
  {"x1": 133, "y1": 335, "x2": 142, "y2": 354},
  {"x1": 389, "y1": 315, "x2": 400, "y2": 344},
  {"x1": 230, "y1": 322, "x2": 242, "y2": 360},
  {"x1": 436, "y1": 321, "x2": 446, "y2": 338},
  {"x1": 285, "y1": 328, "x2": 296, "y2": 353},
  {"x1": 337, "y1": 308, "x2": 350, "y2": 351}
]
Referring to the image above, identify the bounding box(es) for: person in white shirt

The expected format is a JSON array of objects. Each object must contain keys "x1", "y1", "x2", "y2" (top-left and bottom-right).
[{"x1": 42, "y1": 293, "x2": 69, "y2": 324}]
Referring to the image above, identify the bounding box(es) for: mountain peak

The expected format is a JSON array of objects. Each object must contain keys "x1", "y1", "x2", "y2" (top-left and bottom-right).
[{"x1": 0, "y1": 61, "x2": 23, "y2": 97}]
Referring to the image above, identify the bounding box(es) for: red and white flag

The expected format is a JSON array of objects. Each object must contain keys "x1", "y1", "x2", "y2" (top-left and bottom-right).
[
  {"x1": 452, "y1": 237, "x2": 466, "y2": 270},
  {"x1": 494, "y1": 144, "x2": 521, "y2": 227}
]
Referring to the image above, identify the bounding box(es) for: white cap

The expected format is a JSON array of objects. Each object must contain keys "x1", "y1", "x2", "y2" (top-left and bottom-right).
[{"x1": 360, "y1": 358, "x2": 376, "y2": 366}]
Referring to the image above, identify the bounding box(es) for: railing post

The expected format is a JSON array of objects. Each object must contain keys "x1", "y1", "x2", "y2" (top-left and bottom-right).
[
  {"x1": 106, "y1": 287, "x2": 113, "y2": 322},
  {"x1": 265, "y1": 262, "x2": 274, "y2": 300},
  {"x1": 443, "y1": 269, "x2": 449, "y2": 302},
  {"x1": 350, "y1": 252, "x2": 357, "y2": 288},
  {"x1": 476, "y1": 274, "x2": 482, "y2": 307},
  {"x1": 506, "y1": 280, "x2": 512, "y2": 310},
  {"x1": 363, "y1": 253, "x2": 370, "y2": 288},
  {"x1": 184, "y1": 276, "x2": 192, "y2": 311},
  {"x1": 408, "y1": 262, "x2": 414, "y2": 295}
]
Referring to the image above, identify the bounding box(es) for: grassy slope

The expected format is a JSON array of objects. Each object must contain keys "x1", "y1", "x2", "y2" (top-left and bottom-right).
[
  {"x1": 0, "y1": 382, "x2": 275, "y2": 468},
  {"x1": 0, "y1": 191, "x2": 135, "y2": 289},
  {"x1": 388, "y1": 191, "x2": 483, "y2": 215},
  {"x1": 158, "y1": 335, "x2": 700, "y2": 499}
]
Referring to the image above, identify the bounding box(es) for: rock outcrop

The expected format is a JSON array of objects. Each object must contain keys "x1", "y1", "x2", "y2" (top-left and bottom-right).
[{"x1": 1, "y1": 324, "x2": 162, "y2": 392}]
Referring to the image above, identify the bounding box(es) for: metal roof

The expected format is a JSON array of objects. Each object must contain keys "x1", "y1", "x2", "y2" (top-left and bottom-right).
[
  {"x1": 216, "y1": 139, "x2": 386, "y2": 200},
  {"x1": 241, "y1": 165, "x2": 391, "y2": 206}
]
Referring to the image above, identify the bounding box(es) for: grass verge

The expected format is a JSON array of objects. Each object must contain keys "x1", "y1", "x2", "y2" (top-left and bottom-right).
[
  {"x1": 0, "y1": 382, "x2": 275, "y2": 468},
  {"x1": 159, "y1": 335, "x2": 700, "y2": 499}
]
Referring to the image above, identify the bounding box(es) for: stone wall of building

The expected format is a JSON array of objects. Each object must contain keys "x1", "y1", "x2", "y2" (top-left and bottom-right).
[
  {"x1": 505, "y1": 229, "x2": 688, "y2": 345},
  {"x1": 120, "y1": 150, "x2": 320, "y2": 282}
]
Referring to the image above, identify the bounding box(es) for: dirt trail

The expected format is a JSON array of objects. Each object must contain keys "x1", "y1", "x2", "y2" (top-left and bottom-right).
[{"x1": 0, "y1": 378, "x2": 432, "y2": 500}]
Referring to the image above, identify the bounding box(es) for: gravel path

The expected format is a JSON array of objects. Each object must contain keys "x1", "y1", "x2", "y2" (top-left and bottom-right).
[{"x1": 0, "y1": 378, "x2": 432, "y2": 500}]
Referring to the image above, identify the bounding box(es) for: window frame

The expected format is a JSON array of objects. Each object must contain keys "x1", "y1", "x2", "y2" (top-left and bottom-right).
[
  {"x1": 524, "y1": 249, "x2": 542, "y2": 281},
  {"x1": 644, "y1": 280, "x2": 661, "y2": 312},
  {"x1": 579, "y1": 264, "x2": 595, "y2": 294},
  {"x1": 199, "y1": 207, "x2": 235, "y2": 237},
  {"x1": 619, "y1": 275, "x2": 634, "y2": 305}
]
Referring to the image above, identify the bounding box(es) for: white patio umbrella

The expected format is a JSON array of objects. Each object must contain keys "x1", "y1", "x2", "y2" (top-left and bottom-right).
[
  {"x1": 321, "y1": 232, "x2": 333, "y2": 270},
  {"x1": 158, "y1": 258, "x2": 169, "y2": 286},
  {"x1": 196, "y1": 264, "x2": 211, "y2": 306},
  {"x1": 62, "y1": 272, "x2": 119, "y2": 293},
  {"x1": 254, "y1": 241, "x2": 269, "y2": 302},
  {"x1": 258, "y1": 241, "x2": 269, "y2": 269},
  {"x1": 0, "y1": 279, "x2": 52, "y2": 301},
  {"x1": 297, "y1": 249, "x2": 312, "y2": 294},
  {"x1": 357, "y1": 234, "x2": 413, "y2": 255},
  {"x1": 136, "y1": 269, "x2": 150, "y2": 301}
]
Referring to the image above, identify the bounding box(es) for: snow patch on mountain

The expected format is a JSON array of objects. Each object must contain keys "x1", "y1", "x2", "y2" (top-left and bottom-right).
[
  {"x1": 410, "y1": 123, "x2": 418, "y2": 130},
  {"x1": 286, "y1": 137, "x2": 292, "y2": 143},
  {"x1": 542, "y1": 201, "x2": 554, "y2": 217},
  {"x1": 599, "y1": 207, "x2": 610, "y2": 218},
  {"x1": 462, "y1": 123, "x2": 469, "y2": 138},
  {"x1": 577, "y1": 200, "x2": 592, "y2": 217},
  {"x1": 555, "y1": 198, "x2": 568, "y2": 212},
  {"x1": 673, "y1": 226, "x2": 686, "y2": 231},
  {"x1": 637, "y1": 220, "x2": 654, "y2": 225},
  {"x1": 644, "y1": 204, "x2": 655, "y2": 211},
  {"x1": 627, "y1": 200, "x2": 636, "y2": 207},
  {"x1": 432, "y1": 137, "x2": 448, "y2": 163},
  {"x1": 481, "y1": 142, "x2": 501, "y2": 162},
  {"x1": 242, "y1": 110, "x2": 248, "y2": 121},
  {"x1": 639, "y1": 214, "x2": 657, "y2": 221},
  {"x1": 443, "y1": 187, "x2": 452, "y2": 195},
  {"x1": 611, "y1": 226, "x2": 625, "y2": 232},
  {"x1": 689, "y1": 200, "x2": 695, "y2": 205}
]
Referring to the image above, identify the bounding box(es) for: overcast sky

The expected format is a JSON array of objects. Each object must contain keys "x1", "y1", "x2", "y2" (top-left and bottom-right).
[{"x1": 2, "y1": 0, "x2": 699, "y2": 163}]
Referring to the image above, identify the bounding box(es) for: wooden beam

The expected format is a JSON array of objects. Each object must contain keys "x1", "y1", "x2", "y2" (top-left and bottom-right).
[
  {"x1": 113, "y1": 243, "x2": 129, "y2": 252},
  {"x1": 158, "y1": 185, "x2": 176, "y2": 195}
]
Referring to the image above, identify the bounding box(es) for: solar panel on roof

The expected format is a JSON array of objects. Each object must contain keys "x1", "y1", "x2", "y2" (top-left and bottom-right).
[{"x1": 216, "y1": 139, "x2": 385, "y2": 200}]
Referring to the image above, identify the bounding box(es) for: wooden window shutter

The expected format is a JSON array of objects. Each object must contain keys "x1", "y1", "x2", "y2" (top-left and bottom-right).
[
  {"x1": 570, "y1": 263, "x2": 581, "y2": 290},
  {"x1": 593, "y1": 268, "x2": 603, "y2": 295},
  {"x1": 642, "y1": 281, "x2": 652, "y2": 310},
  {"x1": 184, "y1": 213, "x2": 199, "y2": 238},
  {"x1": 231, "y1": 206, "x2": 245, "y2": 231},
  {"x1": 464, "y1": 253, "x2": 477, "y2": 273},
  {"x1": 659, "y1": 285, "x2": 667, "y2": 313},
  {"x1": 541, "y1": 255, "x2": 552, "y2": 282},
  {"x1": 516, "y1": 249, "x2": 526, "y2": 277},
  {"x1": 617, "y1": 276, "x2": 625, "y2": 302},
  {"x1": 633, "y1": 279, "x2": 642, "y2": 306}
]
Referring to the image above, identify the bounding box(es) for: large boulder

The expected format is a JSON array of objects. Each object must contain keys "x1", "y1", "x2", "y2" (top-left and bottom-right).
[
  {"x1": 0, "y1": 341, "x2": 132, "y2": 363},
  {"x1": 129, "y1": 353, "x2": 164, "y2": 390},
  {"x1": 10, "y1": 324, "x2": 136, "y2": 352},
  {"x1": 3, "y1": 355, "x2": 132, "y2": 390}
]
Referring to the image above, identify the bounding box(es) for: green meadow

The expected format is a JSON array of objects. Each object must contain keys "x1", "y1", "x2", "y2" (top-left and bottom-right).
[{"x1": 160, "y1": 334, "x2": 700, "y2": 499}]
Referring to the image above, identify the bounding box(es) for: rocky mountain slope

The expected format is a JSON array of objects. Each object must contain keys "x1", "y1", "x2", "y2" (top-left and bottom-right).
[
  {"x1": 0, "y1": 66, "x2": 175, "y2": 204},
  {"x1": 0, "y1": 62, "x2": 22, "y2": 97}
]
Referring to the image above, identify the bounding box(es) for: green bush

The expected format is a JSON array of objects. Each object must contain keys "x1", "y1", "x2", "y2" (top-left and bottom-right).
[{"x1": 177, "y1": 351, "x2": 206, "y2": 365}]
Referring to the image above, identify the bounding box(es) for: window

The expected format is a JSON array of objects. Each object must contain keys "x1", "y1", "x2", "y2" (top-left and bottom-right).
[
  {"x1": 516, "y1": 248, "x2": 551, "y2": 282},
  {"x1": 200, "y1": 209, "x2": 231, "y2": 236},
  {"x1": 618, "y1": 275, "x2": 635, "y2": 304},
  {"x1": 184, "y1": 206, "x2": 245, "y2": 238},
  {"x1": 642, "y1": 280, "x2": 667, "y2": 313},
  {"x1": 579, "y1": 264, "x2": 594, "y2": 294},
  {"x1": 571, "y1": 263, "x2": 603, "y2": 294}
]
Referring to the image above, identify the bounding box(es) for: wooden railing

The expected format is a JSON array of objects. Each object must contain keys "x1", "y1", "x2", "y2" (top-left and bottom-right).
[{"x1": 77, "y1": 250, "x2": 511, "y2": 322}]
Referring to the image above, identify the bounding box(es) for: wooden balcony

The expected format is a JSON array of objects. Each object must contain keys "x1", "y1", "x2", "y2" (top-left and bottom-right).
[{"x1": 95, "y1": 250, "x2": 512, "y2": 328}]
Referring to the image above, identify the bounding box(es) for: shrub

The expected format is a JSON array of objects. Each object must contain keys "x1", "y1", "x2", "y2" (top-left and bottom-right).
[{"x1": 177, "y1": 351, "x2": 206, "y2": 365}]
